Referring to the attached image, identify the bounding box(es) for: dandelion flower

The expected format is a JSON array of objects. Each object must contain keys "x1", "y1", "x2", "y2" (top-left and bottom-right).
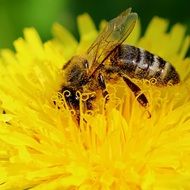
[{"x1": 0, "y1": 11, "x2": 190, "y2": 190}]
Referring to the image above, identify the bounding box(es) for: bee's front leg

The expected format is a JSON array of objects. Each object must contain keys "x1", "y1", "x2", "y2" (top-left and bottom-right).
[{"x1": 98, "y1": 73, "x2": 109, "y2": 102}]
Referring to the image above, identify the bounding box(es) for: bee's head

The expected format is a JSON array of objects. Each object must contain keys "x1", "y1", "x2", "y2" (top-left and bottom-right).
[
  {"x1": 62, "y1": 56, "x2": 89, "y2": 87},
  {"x1": 60, "y1": 56, "x2": 89, "y2": 112}
]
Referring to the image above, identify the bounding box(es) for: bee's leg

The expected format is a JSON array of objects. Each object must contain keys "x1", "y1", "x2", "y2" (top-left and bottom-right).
[
  {"x1": 122, "y1": 76, "x2": 148, "y2": 107},
  {"x1": 86, "y1": 96, "x2": 96, "y2": 110},
  {"x1": 85, "y1": 73, "x2": 109, "y2": 113},
  {"x1": 98, "y1": 73, "x2": 109, "y2": 102}
]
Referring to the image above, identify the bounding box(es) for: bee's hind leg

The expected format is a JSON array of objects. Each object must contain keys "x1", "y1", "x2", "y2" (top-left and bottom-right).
[{"x1": 122, "y1": 76, "x2": 149, "y2": 108}]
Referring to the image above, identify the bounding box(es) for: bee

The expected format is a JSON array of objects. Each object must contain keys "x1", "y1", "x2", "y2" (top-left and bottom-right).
[{"x1": 60, "y1": 8, "x2": 180, "y2": 118}]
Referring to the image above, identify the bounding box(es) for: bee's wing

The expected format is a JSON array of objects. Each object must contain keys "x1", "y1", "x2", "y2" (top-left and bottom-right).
[{"x1": 86, "y1": 8, "x2": 138, "y2": 76}]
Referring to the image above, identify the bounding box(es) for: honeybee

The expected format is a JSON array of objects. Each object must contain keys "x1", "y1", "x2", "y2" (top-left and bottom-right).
[{"x1": 60, "y1": 8, "x2": 180, "y2": 118}]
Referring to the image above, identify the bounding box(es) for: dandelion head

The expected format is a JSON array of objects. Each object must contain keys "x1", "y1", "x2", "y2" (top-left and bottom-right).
[{"x1": 0, "y1": 10, "x2": 190, "y2": 190}]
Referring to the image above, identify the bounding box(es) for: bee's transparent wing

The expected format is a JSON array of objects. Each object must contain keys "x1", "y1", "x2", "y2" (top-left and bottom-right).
[{"x1": 86, "y1": 8, "x2": 138, "y2": 76}]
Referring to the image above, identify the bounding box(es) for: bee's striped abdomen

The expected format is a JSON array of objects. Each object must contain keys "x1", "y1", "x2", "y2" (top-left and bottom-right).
[{"x1": 115, "y1": 45, "x2": 180, "y2": 85}]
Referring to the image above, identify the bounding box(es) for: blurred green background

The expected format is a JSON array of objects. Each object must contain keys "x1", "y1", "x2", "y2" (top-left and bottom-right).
[{"x1": 0, "y1": 0, "x2": 189, "y2": 49}]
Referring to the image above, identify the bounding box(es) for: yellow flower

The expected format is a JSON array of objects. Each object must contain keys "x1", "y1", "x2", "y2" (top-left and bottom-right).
[{"x1": 0, "y1": 12, "x2": 190, "y2": 190}]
